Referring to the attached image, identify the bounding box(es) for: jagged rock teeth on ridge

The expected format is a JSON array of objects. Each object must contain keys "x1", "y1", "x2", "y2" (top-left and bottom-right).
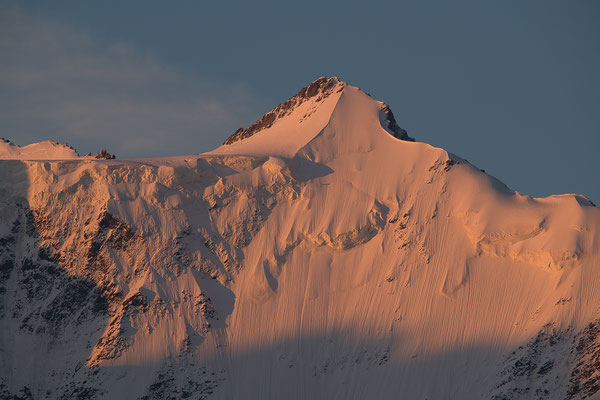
[
  {"x1": 223, "y1": 77, "x2": 344, "y2": 145},
  {"x1": 95, "y1": 149, "x2": 116, "y2": 159}
]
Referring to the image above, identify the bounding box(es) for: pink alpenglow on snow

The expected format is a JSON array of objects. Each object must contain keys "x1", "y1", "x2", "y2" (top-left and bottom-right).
[{"x1": 0, "y1": 78, "x2": 598, "y2": 399}]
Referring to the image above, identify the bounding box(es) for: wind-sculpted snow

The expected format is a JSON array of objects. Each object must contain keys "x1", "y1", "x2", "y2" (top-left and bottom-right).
[{"x1": 1, "y1": 79, "x2": 599, "y2": 399}]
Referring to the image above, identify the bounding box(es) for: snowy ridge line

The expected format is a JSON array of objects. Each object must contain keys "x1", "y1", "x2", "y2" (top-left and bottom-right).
[
  {"x1": 223, "y1": 77, "x2": 344, "y2": 145},
  {"x1": 0, "y1": 138, "x2": 119, "y2": 161}
]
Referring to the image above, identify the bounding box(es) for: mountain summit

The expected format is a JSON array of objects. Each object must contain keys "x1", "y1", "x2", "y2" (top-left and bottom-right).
[
  {"x1": 0, "y1": 79, "x2": 599, "y2": 399},
  {"x1": 223, "y1": 77, "x2": 346, "y2": 145},
  {"x1": 212, "y1": 77, "x2": 413, "y2": 158}
]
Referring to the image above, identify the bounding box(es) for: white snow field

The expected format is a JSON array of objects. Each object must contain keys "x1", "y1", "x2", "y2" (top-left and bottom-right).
[{"x1": 0, "y1": 77, "x2": 599, "y2": 399}]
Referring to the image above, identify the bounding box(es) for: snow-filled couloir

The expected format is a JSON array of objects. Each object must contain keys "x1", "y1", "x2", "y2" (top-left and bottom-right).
[{"x1": 0, "y1": 77, "x2": 599, "y2": 400}]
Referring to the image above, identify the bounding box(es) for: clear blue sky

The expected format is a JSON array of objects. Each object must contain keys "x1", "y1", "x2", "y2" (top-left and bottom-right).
[{"x1": 1, "y1": 1, "x2": 599, "y2": 202}]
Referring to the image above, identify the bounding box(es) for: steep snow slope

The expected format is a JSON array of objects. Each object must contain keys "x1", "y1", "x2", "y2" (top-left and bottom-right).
[{"x1": 0, "y1": 78, "x2": 599, "y2": 400}]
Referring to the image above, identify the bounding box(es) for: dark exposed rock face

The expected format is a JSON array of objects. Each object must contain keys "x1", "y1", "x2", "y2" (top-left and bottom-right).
[
  {"x1": 492, "y1": 321, "x2": 600, "y2": 400},
  {"x1": 380, "y1": 104, "x2": 415, "y2": 142},
  {"x1": 0, "y1": 197, "x2": 110, "y2": 399},
  {"x1": 223, "y1": 77, "x2": 343, "y2": 145},
  {"x1": 95, "y1": 149, "x2": 116, "y2": 159},
  {"x1": 568, "y1": 320, "x2": 600, "y2": 399},
  {"x1": 0, "y1": 203, "x2": 109, "y2": 331}
]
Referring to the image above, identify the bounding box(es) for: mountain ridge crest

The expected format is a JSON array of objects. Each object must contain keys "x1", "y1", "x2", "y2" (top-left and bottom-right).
[{"x1": 224, "y1": 77, "x2": 344, "y2": 145}]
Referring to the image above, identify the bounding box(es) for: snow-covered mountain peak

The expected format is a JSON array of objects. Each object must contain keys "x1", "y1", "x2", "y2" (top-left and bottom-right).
[
  {"x1": 223, "y1": 77, "x2": 344, "y2": 147},
  {"x1": 0, "y1": 139, "x2": 80, "y2": 160},
  {"x1": 209, "y1": 78, "x2": 413, "y2": 158},
  {"x1": 2, "y1": 79, "x2": 599, "y2": 400}
]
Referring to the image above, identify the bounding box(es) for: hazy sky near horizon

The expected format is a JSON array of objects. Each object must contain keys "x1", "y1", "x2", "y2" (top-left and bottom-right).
[{"x1": 1, "y1": 1, "x2": 599, "y2": 202}]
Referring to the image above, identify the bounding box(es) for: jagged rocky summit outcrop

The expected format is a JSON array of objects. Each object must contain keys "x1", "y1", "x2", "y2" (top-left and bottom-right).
[
  {"x1": 0, "y1": 77, "x2": 599, "y2": 400},
  {"x1": 95, "y1": 149, "x2": 116, "y2": 159}
]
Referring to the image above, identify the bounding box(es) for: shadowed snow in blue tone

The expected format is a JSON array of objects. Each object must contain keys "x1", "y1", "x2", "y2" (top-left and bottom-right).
[{"x1": 1, "y1": 0, "x2": 598, "y2": 202}]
